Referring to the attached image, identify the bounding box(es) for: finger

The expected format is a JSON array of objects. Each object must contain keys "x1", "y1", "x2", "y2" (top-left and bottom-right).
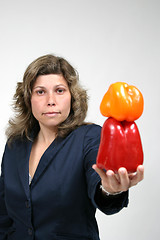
[
  {"x1": 137, "y1": 165, "x2": 144, "y2": 181},
  {"x1": 128, "y1": 172, "x2": 137, "y2": 180},
  {"x1": 106, "y1": 170, "x2": 121, "y2": 192},
  {"x1": 118, "y1": 168, "x2": 130, "y2": 191},
  {"x1": 130, "y1": 165, "x2": 144, "y2": 187},
  {"x1": 92, "y1": 164, "x2": 107, "y2": 180}
]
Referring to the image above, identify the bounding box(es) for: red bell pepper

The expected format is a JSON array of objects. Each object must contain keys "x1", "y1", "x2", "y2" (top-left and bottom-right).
[{"x1": 96, "y1": 117, "x2": 143, "y2": 173}]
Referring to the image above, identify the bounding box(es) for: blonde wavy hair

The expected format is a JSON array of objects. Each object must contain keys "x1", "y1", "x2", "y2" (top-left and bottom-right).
[{"x1": 6, "y1": 54, "x2": 88, "y2": 143}]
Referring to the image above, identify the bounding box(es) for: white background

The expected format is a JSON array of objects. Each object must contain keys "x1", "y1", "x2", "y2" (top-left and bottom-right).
[{"x1": 0, "y1": 0, "x2": 159, "y2": 239}]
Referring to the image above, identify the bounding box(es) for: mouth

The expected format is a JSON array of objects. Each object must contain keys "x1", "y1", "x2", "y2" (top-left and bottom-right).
[{"x1": 43, "y1": 112, "x2": 60, "y2": 117}]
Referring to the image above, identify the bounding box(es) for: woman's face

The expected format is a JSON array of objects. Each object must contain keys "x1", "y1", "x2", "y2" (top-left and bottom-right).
[{"x1": 31, "y1": 74, "x2": 71, "y2": 132}]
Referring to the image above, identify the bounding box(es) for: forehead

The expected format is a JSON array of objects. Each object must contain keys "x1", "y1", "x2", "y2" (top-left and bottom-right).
[{"x1": 33, "y1": 74, "x2": 68, "y2": 87}]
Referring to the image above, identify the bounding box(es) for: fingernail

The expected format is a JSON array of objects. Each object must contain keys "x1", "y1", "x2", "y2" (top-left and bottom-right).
[
  {"x1": 107, "y1": 170, "x2": 113, "y2": 176},
  {"x1": 119, "y1": 168, "x2": 126, "y2": 174}
]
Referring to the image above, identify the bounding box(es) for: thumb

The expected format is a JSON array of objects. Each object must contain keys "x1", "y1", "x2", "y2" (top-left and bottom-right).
[{"x1": 92, "y1": 164, "x2": 106, "y2": 180}]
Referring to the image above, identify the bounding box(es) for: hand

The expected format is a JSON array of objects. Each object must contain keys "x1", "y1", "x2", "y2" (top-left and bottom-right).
[{"x1": 92, "y1": 164, "x2": 144, "y2": 194}]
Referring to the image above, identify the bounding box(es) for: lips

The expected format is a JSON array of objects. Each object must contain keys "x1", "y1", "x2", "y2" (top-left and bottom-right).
[{"x1": 43, "y1": 111, "x2": 60, "y2": 117}]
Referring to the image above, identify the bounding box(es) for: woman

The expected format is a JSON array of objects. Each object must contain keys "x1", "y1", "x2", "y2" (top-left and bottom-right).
[{"x1": 0, "y1": 54, "x2": 144, "y2": 240}]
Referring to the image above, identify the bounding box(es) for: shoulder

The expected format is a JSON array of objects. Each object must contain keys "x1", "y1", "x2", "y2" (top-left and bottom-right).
[
  {"x1": 73, "y1": 124, "x2": 101, "y2": 137},
  {"x1": 4, "y1": 137, "x2": 30, "y2": 154},
  {"x1": 69, "y1": 124, "x2": 102, "y2": 149},
  {"x1": 62, "y1": 124, "x2": 101, "y2": 150}
]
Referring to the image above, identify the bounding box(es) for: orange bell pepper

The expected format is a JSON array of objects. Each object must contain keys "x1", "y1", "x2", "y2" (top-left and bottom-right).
[{"x1": 100, "y1": 82, "x2": 144, "y2": 121}]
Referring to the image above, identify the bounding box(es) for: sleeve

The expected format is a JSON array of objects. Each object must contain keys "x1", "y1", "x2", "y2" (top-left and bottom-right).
[
  {"x1": 83, "y1": 124, "x2": 129, "y2": 215},
  {"x1": 0, "y1": 146, "x2": 13, "y2": 239},
  {"x1": 94, "y1": 182, "x2": 129, "y2": 215}
]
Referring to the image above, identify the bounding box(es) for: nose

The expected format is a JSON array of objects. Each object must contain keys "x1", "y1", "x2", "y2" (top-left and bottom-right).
[
  {"x1": 48, "y1": 102, "x2": 55, "y2": 106},
  {"x1": 47, "y1": 93, "x2": 56, "y2": 106}
]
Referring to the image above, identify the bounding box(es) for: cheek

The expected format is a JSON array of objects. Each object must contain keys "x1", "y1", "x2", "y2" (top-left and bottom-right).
[
  {"x1": 31, "y1": 98, "x2": 42, "y2": 117},
  {"x1": 64, "y1": 97, "x2": 71, "y2": 115},
  {"x1": 59, "y1": 97, "x2": 71, "y2": 120}
]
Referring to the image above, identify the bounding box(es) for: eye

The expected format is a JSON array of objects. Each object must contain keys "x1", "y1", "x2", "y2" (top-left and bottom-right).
[
  {"x1": 56, "y1": 88, "x2": 65, "y2": 94},
  {"x1": 36, "y1": 90, "x2": 45, "y2": 95}
]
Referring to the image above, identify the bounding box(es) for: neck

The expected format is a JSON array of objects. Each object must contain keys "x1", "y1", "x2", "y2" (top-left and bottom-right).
[{"x1": 37, "y1": 125, "x2": 57, "y2": 146}]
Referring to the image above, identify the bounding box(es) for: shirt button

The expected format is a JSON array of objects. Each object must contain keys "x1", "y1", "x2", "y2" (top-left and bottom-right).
[
  {"x1": 28, "y1": 228, "x2": 33, "y2": 236},
  {"x1": 25, "y1": 201, "x2": 30, "y2": 208}
]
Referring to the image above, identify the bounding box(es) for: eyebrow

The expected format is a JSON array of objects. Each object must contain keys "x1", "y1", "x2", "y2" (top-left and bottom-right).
[{"x1": 33, "y1": 84, "x2": 68, "y2": 90}]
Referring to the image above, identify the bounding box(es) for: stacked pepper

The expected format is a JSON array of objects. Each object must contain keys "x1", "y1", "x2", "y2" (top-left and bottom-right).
[{"x1": 96, "y1": 82, "x2": 144, "y2": 173}]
